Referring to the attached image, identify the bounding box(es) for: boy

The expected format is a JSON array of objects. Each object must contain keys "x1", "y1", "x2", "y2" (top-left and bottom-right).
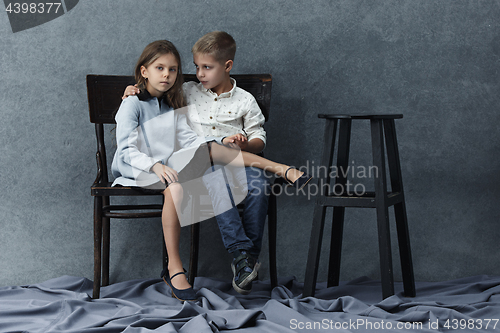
[
  {"x1": 124, "y1": 31, "x2": 270, "y2": 294},
  {"x1": 189, "y1": 31, "x2": 270, "y2": 295}
]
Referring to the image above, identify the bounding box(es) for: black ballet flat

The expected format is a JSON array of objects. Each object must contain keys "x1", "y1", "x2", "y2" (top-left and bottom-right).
[
  {"x1": 161, "y1": 268, "x2": 198, "y2": 302},
  {"x1": 284, "y1": 167, "x2": 313, "y2": 191}
]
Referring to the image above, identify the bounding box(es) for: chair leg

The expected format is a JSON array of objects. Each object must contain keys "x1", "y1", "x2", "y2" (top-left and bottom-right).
[
  {"x1": 102, "y1": 197, "x2": 110, "y2": 287},
  {"x1": 371, "y1": 119, "x2": 394, "y2": 299},
  {"x1": 188, "y1": 193, "x2": 201, "y2": 286},
  {"x1": 162, "y1": 235, "x2": 168, "y2": 271},
  {"x1": 161, "y1": 192, "x2": 167, "y2": 271},
  {"x1": 267, "y1": 190, "x2": 278, "y2": 289},
  {"x1": 188, "y1": 223, "x2": 200, "y2": 286},
  {"x1": 383, "y1": 119, "x2": 415, "y2": 297},
  {"x1": 93, "y1": 196, "x2": 103, "y2": 299}
]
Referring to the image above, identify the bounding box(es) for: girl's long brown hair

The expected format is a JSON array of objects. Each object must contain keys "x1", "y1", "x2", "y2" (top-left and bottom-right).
[{"x1": 134, "y1": 40, "x2": 186, "y2": 109}]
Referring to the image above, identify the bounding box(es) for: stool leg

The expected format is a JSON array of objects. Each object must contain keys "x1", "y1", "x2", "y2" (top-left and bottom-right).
[
  {"x1": 393, "y1": 201, "x2": 415, "y2": 295},
  {"x1": 304, "y1": 119, "x2": 338, "y2": 297},
  {"x1": 384, "y1": 120, "x2": 416, "y2": 297},
  {"x1": 371, "y1": 119, "x2": 394, "y2": 299},
  {"x1": 93, "y1": 196, "x2": 103, "y2": 299},
  {"x1": 328, "y1": 119, "x2": 351, "y2": 287},
  {"x1": 304, "y1": 205, "x2": 328, "y2": 297},
  {"x1": 328, "y1": 207, "x2": 345, "y2": 287}
]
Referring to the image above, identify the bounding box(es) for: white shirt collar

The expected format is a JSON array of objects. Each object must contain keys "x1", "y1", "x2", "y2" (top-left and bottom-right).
[{"x1": 202, "y1": 78, "x2": 237, "y2": 98}]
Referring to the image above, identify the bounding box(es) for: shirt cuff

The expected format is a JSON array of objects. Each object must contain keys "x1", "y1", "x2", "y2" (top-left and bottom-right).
[
  {"x1": 247, "y1": 135, "x2": 266, "y2": 149},
  {"x1": 214, "y1": 136, "x2": 225, "y2": 145}
]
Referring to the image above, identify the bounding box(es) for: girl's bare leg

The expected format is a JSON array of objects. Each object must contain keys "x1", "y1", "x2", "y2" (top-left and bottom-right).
[
  {"x1": 209, "y1": 143, "x2": 305, "y2": 183},
  {"x1": 162, "y1": 183, "x2": 191, "y2": 290}
]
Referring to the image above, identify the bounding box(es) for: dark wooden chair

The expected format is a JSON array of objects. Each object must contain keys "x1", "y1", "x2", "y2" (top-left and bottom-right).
[{"x1": 87, "y1": 74, "x2": 279, "y2": 299}]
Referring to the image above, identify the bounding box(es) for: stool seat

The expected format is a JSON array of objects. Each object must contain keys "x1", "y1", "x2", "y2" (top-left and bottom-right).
[
  {"x1": 303, "y1": 113, "x2": 415, "y2": 299},
  {"x1": 320, "y1": 191, "x2": 404, "y2": 208},
  {"x1": 318, "y1": 114, "x2": 403, "y2": 120}
]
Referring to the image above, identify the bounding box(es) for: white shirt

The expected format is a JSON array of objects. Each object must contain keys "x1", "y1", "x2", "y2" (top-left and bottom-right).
[{"x1": 183, "y1": 78, "x2": 267, "y2": 148}]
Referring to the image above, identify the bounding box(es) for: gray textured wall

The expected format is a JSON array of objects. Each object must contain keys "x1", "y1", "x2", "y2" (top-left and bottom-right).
[{"x1": 1, "y1": 0, "x2": 499, "y2": 288}]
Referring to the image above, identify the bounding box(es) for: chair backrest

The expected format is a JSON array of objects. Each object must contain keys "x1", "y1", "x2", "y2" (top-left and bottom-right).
[
  {"x1": 87, "y1": 74, "x2": 272, "y2": 184},
  {"x1": 87, "y1": 74, "x2": 272, "y2": 124}
]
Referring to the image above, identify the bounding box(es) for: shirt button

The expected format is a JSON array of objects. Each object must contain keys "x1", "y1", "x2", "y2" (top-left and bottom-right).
[
  {"x1": 210, "y1": 116, "x2": 213, "y2": 119},
  {"x1": 214, "y1": 98, "x2": 217, "y2": 101},
  {"x1": 212, "y1": 126, "x2": 215, "y2": 129}
]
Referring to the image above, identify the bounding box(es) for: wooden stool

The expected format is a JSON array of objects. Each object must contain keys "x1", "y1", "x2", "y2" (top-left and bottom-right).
[{"x1": 303, "y1": 114, "x2": 416, "y2": 299}]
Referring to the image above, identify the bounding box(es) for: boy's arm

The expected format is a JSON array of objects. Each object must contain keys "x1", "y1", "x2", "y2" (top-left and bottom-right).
[
  {"x1": 221, "y1": 133, "x2": 264, "y2": 153},
  {"x1": 241, "y1": 97, "x2": 267, "y2": 153},
  {"x1": 122, "y1": 85, "x2": 141, "y2": 100},
  {"x1": 245, "y1": 138, "x2": 265, "y2": 154}
]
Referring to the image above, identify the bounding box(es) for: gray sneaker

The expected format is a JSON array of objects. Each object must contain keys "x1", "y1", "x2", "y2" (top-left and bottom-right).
[{"x1": 231, "y1": 250, "x2": 261, "y2": 295}]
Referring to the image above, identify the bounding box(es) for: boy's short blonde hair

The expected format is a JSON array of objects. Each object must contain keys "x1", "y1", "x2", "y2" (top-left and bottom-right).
[{"x1": 192, "y1": 31, "x2": 236, "y2": 64}]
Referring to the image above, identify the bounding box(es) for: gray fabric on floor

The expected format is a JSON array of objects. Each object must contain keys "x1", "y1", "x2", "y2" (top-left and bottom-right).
[{"x1": 0, "y1": 275, "x2": 499, "y2": 332}]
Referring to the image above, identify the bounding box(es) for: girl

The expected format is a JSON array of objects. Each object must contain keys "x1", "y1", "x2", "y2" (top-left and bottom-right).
[{"x1": 111, "y1": 40, "x2": 311, "y2": 302}]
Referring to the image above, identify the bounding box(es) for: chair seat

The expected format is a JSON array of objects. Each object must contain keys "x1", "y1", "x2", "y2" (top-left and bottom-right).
[{"x1": 91, "y1": 182, "x2": 164, "y2": 196}]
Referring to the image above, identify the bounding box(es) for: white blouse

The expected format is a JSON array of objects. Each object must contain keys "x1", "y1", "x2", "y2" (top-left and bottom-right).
[{"x1": 111, "y1": 94, "x2": 207, "y2": 188}]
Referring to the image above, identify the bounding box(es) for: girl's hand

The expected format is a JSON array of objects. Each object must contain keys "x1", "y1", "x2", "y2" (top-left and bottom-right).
[
  {"x1": 122, "y1": 84, "x2": 141, "y2": 100},
  {"x1": 152, "y1": 163, "x2": 179, "y2": 184},
  {"x1": 223, "y1": 133, "x2": 247, "y2": 150}
]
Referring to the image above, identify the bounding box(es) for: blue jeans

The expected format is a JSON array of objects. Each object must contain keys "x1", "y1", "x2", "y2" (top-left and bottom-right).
[{"x1": 203, "y1": 166, "x2": 271, "y2": 258}]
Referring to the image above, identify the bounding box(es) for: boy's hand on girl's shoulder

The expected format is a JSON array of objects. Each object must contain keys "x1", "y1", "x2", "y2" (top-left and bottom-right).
[
  {"x1": 122, "y1": 84, "x2": 141, "y2": 100},
  {"x1": 223, "y1": 133, "x2": 248, "y2": 150}
]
